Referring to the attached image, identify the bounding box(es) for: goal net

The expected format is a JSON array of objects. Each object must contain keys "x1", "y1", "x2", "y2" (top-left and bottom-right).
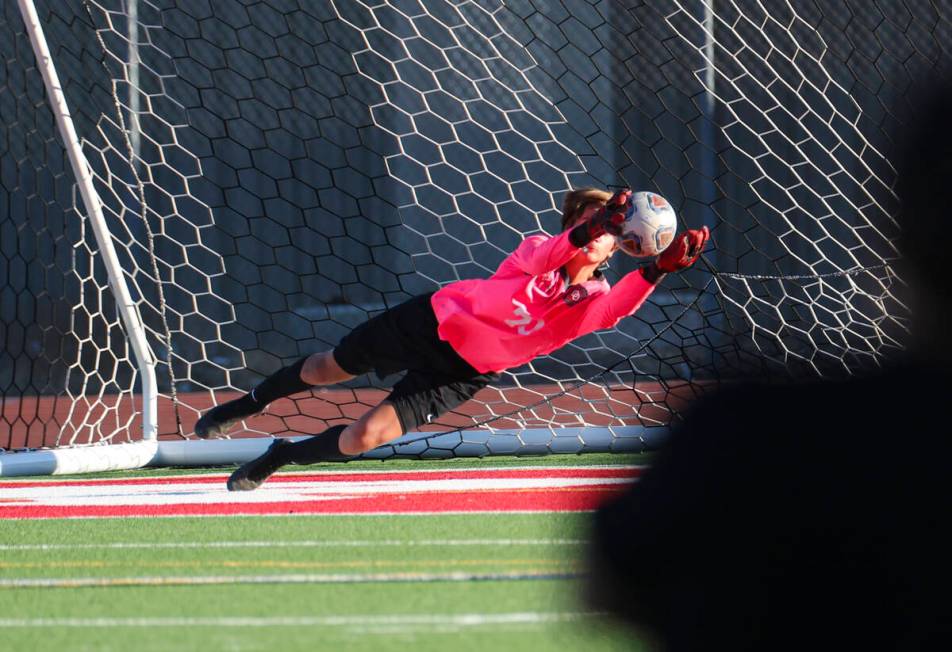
[{"x1": 1, "y1": 0, "x2": 933, "y2": 471}]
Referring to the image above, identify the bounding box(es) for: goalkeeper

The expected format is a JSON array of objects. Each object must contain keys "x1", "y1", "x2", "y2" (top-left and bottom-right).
[{"x1": 196, "y1": 188, "x2": 709, "y2": 491}]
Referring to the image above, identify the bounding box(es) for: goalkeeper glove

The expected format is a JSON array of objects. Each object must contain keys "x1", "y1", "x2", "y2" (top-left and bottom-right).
[
  {"x1": 642, "y1": 225, "x2": 710, "y2": 284},
  {"x1": 569, "y1": 189, "x2": 632, "y2": 248}
]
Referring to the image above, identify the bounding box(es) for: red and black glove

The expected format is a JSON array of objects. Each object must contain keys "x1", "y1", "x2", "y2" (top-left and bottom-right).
[
  {"x1": 568, "y1": 189, "x2": 632, "y2": 248},
  {"x1": 643, "y1": 225, "x2": 710, "y2": 284}
]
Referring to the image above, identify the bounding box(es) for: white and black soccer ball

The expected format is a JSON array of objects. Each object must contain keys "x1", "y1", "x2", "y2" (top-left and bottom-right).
[{"x1": 618, "y1": 191, "x2": 678, "y2": 258}]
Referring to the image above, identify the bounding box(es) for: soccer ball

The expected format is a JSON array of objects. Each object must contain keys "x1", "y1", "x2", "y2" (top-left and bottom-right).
[{"x1": 618, "y1": 191, "x2": 678, "y2": 258}]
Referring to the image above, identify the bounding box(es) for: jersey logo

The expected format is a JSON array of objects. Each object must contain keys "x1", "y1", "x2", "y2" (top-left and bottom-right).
[
  {"x1": 525, "y1": 273, "x2": 561, "y2": 302},
  {"x1": 563, "y1": 284, "x2": 589, "y2": 306}
]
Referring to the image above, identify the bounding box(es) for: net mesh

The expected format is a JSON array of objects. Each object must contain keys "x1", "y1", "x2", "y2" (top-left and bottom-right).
[{"x1": 2, "y1": 0, "x2": 943, "y2": 455}]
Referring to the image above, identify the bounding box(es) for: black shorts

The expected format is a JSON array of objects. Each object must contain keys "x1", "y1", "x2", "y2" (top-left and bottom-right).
[{"x1": 332, "y1": 293, "x2": 499, "y2": 433}]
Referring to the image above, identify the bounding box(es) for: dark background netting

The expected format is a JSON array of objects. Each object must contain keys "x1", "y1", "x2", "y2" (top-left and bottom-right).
[{"x1": 1, "y1": 0, "x2": 946, "y2": 451}]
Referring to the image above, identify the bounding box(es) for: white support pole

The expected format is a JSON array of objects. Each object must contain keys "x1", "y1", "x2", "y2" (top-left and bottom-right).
[
  {"x1": 0, "y1": 424, "x2": 666, "y2": 476},
  {"x1": 704, "y1": 1, "x2": 715, "y2": 116},
  {"x1": 128, "y1": 0, "x2": 141, "y2": 167},
  {"x1": 0, "y1": 441, "x2": 158, "y2": 477},
  {"x1": 17, "y1": 0, "x2": 158, "y2": 442},
  {"x1": 702, "y1": 0, "x2": 716, "y2": 221}
]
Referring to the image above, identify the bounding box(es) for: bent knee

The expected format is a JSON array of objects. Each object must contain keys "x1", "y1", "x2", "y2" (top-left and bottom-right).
[
  {"x1": 301, "y1": 351, "x2": 352, "y2": 385},
  {"x1": 345, "y1": 426, "x2": 389, "y2": 452},
  {"x1": 342, "y1": 412, "x2": 403, "y2": 453}
]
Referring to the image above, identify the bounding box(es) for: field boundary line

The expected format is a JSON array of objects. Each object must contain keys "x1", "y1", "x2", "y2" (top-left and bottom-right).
[
  {"x1": 0, "y1": 611, "x2": 603, "y2": 628},
  {"x1": 3, "y1": 509, "x2": 604, "y2": 520},
  {"x1": 1, "y1": 558, "x2": 577, "y2": 571},
  {"x1": 0, "y1": 465, "x2": 643, "y2": 485},
  {"x1": 0, "y1": 570, "x2": 583, "y2": 589},
  {"x1": 0, "y1": 538, "x2": 587, "y2": 551}
]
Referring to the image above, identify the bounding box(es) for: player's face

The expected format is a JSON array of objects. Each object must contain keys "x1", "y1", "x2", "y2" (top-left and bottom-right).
[{"x1": 574, "y1": 205, "x2": 618, "y2": 264}]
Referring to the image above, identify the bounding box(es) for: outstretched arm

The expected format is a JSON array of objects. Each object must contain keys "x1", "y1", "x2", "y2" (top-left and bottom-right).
[
  {"x1": 505, "y1": 190, "x2": 633, "y2": 277},
  {"x1": 642, "y1": 225, "x2": 710, "y2": 285},
  {"x1": 504, "y1": 231, "x2": 581, "y2": 277},
  {"x1": 579, "y1": 226, "x2": 711, "y2": 331}
]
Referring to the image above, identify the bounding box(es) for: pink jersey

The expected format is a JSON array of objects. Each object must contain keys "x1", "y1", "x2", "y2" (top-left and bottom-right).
[{"x1": 431, "y1": 230, "x2": 657, "y2": 373}]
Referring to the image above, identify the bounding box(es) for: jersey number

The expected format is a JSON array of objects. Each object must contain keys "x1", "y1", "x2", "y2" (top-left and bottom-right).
[{"x1": 504, "y1": 299, "x2": 544, "y2": 336}]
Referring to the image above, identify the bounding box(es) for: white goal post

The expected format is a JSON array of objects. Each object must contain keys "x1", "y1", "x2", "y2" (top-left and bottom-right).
[
  {"x1": 4, "y1": 0, "x2": 158, "y2": 475},
  {"x1": 2, "y1": 0, "x2": 927, "y2": 476}
]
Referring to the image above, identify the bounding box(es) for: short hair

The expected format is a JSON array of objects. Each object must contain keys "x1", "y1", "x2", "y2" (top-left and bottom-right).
[{"x1": 560, "y1": 188, "x2": 612, "y2": 231}]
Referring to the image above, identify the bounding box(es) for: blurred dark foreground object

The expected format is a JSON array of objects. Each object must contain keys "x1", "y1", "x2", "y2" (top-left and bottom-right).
[
  {"x1": 588, "y1": 366, "x2": 951, "y2": 651},
  {"x1": 586, "y1": 78, "x2": 952, "y2": 652}
]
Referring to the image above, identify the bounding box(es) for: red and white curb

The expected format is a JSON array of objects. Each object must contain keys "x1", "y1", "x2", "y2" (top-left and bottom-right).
[{"x1": 0, "y1": 466, "x2": 641, "y2": 519}]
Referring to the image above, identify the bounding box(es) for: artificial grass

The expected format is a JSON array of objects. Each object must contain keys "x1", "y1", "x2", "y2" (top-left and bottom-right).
[{"x1": 0, "y1": 512, "x2": 645, "y2": 652}]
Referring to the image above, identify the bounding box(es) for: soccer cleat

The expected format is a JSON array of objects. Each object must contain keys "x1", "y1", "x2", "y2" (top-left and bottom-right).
[
  {"x1": 193, "y1": 395, "x2": 258, "y2": 439},
  {"x1": 227, "y1": 438, "x2": 290, "y2": 491}
]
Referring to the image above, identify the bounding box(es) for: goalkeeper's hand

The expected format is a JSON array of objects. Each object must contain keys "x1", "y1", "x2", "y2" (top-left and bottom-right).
[
  {"x1": 643, "y1": 226, "x2": 709, "y2": 283},
  {"x1": 569, "y1": 189, "x2": 631, "y2": 247}
]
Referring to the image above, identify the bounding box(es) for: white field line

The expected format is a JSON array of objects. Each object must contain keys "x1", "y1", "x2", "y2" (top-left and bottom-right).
[
  {"x1": 0, "y1": 538, "x2": 587, "y2": 552},
  {"x1": 0, "y1": 465, "x2": 643, "y2": 483},
  {"x1": 0, "y1": 570, "x2": 583, "y2": 589},
  {"x1": 2, "y1": 509, "x2": 603, "y2": 520},
  {"x1": 0, "y1": 476, "x2": 632, "y2": 508},
  {"x1": 0, "y1": 611, "x2": 603, "y2": 629}
]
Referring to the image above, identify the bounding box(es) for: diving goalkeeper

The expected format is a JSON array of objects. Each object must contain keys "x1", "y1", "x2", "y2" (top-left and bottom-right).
[{"x1": 195, "y1": 188, "x2": 709, "y2": 490}]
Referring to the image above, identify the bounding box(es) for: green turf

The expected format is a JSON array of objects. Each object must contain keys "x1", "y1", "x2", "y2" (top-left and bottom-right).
[
  {"x1": 4, "y1": 582, "x2": 641, "y2": 652},
  {"x1": 0, "y1": 501, "x2": 648, "y2": 651},
  {"x1": 1, "y1": 514, "x2": 586, "y2": 579}
]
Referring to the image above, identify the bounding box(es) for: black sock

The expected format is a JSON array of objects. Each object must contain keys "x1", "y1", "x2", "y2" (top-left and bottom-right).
[
  {"x1": 248, "y1": 357, "x2": 312, "y2": 409},
  {"x1": 208, "y1": 358, "x2": 313, "y2": 423},
  {"x1": 273, "y1": 425, "x2": 351, "y2": 465}
]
